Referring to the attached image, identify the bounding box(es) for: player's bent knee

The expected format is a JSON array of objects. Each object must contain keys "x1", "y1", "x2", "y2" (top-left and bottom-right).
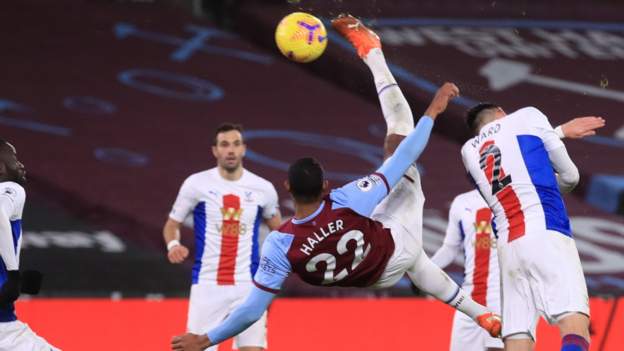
[{"x1": 504, "y1": 334, "x2": 535, "y2": 351}]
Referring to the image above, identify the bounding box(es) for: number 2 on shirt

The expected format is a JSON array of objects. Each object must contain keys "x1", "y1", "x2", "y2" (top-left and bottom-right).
[{"x1": 479, "y1": 141, "x2": 512, "y2": 195}]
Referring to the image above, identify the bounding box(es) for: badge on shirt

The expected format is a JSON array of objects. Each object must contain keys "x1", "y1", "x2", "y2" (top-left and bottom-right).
[{"x1": 356, "y1": 175, "x2": 382, "y2": 192}]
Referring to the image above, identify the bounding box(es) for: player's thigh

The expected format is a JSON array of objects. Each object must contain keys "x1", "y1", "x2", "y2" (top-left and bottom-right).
[
  {"x1": 0, "y1": 321, "x2": 60, "y2": 351},
  {"x1": 230, "y1": 285, "x2": 268, "y2": 350},
  {"x1": 372, "y1": 166, "x2": 424, "y2": 237},
  {"x1": 371, "y1": 225, "x2": 420, "y2": 288},
  {"x1": 498, "y1": 241, "x2": 540, "y2": 340},
  {"x1": 187, "y1": 284, "x2": 233, "y2": 334},
  {"x1": 521, "y1": 232, "x2": 589, "y2": 324}
]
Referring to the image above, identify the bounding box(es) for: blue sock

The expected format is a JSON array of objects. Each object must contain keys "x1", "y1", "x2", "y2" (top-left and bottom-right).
[{"x1": 561, "y1": 334, "x2": 588, "y2": 351}]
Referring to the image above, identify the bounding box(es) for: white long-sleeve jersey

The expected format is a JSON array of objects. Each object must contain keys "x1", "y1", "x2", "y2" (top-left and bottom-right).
[{"x1": 461, "y1": 107, "x2": 578, "y2": 243}]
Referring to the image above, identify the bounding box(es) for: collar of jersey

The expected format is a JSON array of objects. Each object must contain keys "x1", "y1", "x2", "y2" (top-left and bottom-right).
[{"x1": 291, "y1": 201, "x2": 325, "y2": 225}]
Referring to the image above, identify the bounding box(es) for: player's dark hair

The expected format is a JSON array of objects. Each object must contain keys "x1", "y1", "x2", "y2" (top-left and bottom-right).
[
  {"x1": 288, "y1": 157, "x2": 324, "y2": 203},
  {"x1": 213, "y1": 123, "x2": 244, "y2": 145},
  {"x1": 466, "y1": 103, "x2": 500, "y2": 134}
]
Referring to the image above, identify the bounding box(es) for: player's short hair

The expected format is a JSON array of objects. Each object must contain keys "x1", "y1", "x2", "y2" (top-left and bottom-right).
[
  {"x1": 466, "y1": 103, "x2": 500, "y2": 134},
  {"x1": 288, "y1": 157, "x2": 324, "y2": 203},
  {"x1": 213, "y1": 123, "x2": 244, "y2": 145}
]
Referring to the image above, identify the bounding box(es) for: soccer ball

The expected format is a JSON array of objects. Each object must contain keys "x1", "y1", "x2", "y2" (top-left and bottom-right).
[{"x1": 275, "y1": 12, "x2": 327, "y2": 63}]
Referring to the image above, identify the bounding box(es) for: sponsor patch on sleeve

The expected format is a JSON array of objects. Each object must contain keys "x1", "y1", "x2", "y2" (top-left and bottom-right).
[{"x1": 356, "y1": 174, "x2": 383, "y2": 192}]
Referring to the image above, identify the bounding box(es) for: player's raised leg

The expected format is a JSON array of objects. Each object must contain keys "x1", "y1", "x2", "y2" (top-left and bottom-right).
[
  {"x1": 332, "y1": 14, "x2": 412, "y2": 159},
  {"x1": 333, "y1": 14, "x2": 500, "y2": 338}
]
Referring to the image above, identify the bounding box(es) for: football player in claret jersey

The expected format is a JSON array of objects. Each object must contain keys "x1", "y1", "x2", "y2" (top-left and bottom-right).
[
  {"x1": 433, "y1": 117, "x2": 605, "y2": 351},
  {"x1": 172, "y1": 15, "x2": 500, "y2": 351},
  {"x1": 0, "y1": 140, "x2": 60, "y2": 350},
  {"x1": 163, "y1": 123, "x2": 282, "y2": 351},
  {"x1": 460, "y1": 104, "x2": 605, "y2": 351}
]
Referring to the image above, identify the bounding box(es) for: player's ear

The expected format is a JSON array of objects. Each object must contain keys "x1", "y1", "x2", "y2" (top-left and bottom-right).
[
  {"x1": 211, "y1": 145, "x2": 218, "y2": 158},
  {"x1": 322, "y1": 180, "x2": 329, "y2": 192},
  {"x1": 283, "y1": 180, "x2": 290, "y2": 192}
]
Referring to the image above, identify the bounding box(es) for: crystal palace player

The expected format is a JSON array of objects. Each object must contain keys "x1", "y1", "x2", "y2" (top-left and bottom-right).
[
  {"x1": 0, "y1": 140, "x2": 59, "y2": 350},
  {"x1": 172, "y1": 15, "x2": 500, "y2": 351},
  {"x1": 164, "y1": 123, "x2": 282, "y2": 351},
  {"x1": 432, "y1": 117, "x2": 605, "y2": 351},
  {"x1": 461, "y1": 104, "x2": 605, "y2": 351}
]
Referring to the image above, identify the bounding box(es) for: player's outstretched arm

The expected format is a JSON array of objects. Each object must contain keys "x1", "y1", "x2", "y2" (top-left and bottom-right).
[
  {"x1": 558, "y1": 116, "x2": 606, "y2": 139},
  {"x1": 379, "y1": 83, "x2": 459, "y2": 188},
  {"x1": 171, "y1": 287, "x2": 275, "y2": 351}
]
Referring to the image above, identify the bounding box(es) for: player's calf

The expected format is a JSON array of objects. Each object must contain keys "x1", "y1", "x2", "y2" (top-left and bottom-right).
[{"x1": 558, "y1": 313, "x2": 590, "y2": 351}]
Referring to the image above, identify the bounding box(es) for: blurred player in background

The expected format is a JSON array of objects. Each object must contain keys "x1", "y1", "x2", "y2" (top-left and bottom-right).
[
  {"x1": 172, "y1": 15, "x2": 500, "y2": 351},
  {"x1": 461, "y1": 104, "x2": 605, "y2": 351},
  {"x1": 432, "y1": 117, "x2": 606, "y2": 351},
  {"x1": 0, "y1": 140, "x2": 59, "y2": 351},
  {"x1": 163, "y1": 123, "x2": 282, "y2": 351}
]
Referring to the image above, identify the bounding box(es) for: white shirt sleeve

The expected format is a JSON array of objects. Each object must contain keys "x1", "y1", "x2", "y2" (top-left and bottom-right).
[
  {"x1": 527, "y1": 108, "x2": 579, "y2": 192},
  {"x1": 168, "y1": 178, "x2": 198, "y2": 223},
  {"x1": 528, "y1": 107, "x2": 565, "y2": 152},
  {"x1": 0, "y1": 184, "x2": 24, "y2": 271},
  {"x1": 262, "y1": 183, "x2": 280, "y2": 220},
  {"x1": 548, "y1": 146, "x2": 580, "y2": 193},
  {"x1": 431, "y1": 197, "x2": 463, "y2": 269}
]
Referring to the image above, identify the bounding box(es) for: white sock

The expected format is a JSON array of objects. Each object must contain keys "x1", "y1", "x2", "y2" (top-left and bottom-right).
[
  {"x1": 407, "y1": 252, "x2": 488, "y2": 320},
  {"x1": 445, "y1": 287, "x2": 489, "y2": 320},
  {"x1": 364, "y1": 48, "x2": 414, "y2": 136}
]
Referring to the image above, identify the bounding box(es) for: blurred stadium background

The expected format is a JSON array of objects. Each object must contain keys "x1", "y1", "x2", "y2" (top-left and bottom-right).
[{"x1": 2, "y1": 0, "x2": 623, "y2": 349}]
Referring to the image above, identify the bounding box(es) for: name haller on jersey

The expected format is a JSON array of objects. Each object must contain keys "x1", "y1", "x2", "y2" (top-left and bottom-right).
[
  {"x1": 470, "y1": 123, "x2": 502, "y2": 149},
  {"x1": 300, "y1": 219, "x2": 345, "y2": 256}
]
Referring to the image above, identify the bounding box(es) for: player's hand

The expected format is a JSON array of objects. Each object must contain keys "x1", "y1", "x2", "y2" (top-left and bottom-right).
[
  {"x1": 171, "y1": 333, "x2": 211, "y2": 351},
  {"x1": 167, "y1": 245, "x2": 189, "y2": 264},
  {"x1": 561, "y1": 116, "x2": 606, "y2": 139},
  {"x1": 476, "y1": 312, "x2": 502, "y2": 338},
  {"x1": 424, "y1": 82, "x2": 460, "y2": 119}
]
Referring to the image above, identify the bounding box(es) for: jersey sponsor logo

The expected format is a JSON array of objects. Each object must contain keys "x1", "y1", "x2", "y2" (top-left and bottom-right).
[
  {"x1": 217, "y1": 194, "x2": 242, "y2": 285},
  {"x1": 472, "y1": 207, "x2": 493, "y2": 305}
]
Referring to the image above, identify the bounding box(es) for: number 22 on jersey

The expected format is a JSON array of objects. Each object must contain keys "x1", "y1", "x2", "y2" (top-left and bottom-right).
[{"x1": 305, "y1": 230, "x2": 371, "y2": 284}]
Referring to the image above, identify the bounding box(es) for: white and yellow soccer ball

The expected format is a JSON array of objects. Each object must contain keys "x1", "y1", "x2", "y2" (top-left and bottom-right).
[{"x1": 275, "y1": 12, "x2": 327, "y2": 63}]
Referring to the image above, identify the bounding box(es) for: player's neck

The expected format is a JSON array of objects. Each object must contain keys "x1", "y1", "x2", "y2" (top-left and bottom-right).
[
  {"x1": 218, "y1": 166, "x2": 243, "y2": 181},
  {"x1": 293, "y1": 200, "x2": 323, "y2": 220}
]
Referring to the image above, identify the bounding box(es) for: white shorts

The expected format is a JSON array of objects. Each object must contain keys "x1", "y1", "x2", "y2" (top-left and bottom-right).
[
  {"x1": 0, "y1": 320, "x2": 60, "y2": 351},
  {"x1": 450, "y1": 309, "x2": 504, "y2": 351},
  {"x1": 498, "y1": 230, "x2": 590, "y2": 339},
  {"x1": 370, "y1": 166, "x2": 424, "y2": 288},
  {"x1": 187, "y1": 283, "x2": 267, "y2": 350}
]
